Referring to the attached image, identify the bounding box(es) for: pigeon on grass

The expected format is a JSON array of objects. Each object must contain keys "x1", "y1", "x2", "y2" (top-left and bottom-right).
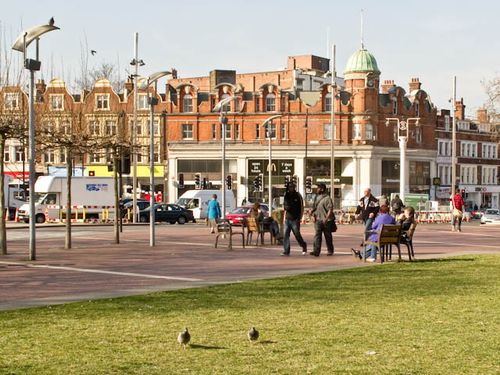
[
  {"x1": 247, "y1": 327, "x2": 259, "y2": 343},
  {"x1": 178, "y1": 327, "x2": 191, "y2": 349}
]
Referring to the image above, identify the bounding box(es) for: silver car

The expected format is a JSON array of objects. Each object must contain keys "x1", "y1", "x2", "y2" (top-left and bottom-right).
[{"x1": 480, "y1": 209, "x2": 500, "y2": 224}]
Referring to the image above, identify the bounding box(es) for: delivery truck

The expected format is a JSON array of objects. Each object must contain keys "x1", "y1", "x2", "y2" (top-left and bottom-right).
[
  {"x1": 3, "y1": 175, "x2": 27, "y2": 218},
  {"x1": 17, "y1": 176, "x2": 115, "y2": 223}
]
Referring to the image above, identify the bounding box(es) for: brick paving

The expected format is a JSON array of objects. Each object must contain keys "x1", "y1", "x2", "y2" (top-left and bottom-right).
[{"x1": 0, "y1": 221, "x2": 498, "y2": 310}]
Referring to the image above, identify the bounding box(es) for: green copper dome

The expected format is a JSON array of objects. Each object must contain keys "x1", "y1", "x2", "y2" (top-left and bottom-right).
[{"x1": 344, "y1": 48, "x2": 380, "y2": 74}]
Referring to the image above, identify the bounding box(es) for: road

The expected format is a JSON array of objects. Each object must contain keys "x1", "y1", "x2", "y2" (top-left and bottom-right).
[{"x1": 1, "y1": 221, "x2": 499, "y2": 310}]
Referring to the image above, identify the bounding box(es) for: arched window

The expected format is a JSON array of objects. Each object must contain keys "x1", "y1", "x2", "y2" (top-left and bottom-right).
[
  {"x1": 266, "y1": 93, "x2": 276, "y2": 112},
  {"x1": 183, "y1": 94, "x2": 193, "y2": 113}
]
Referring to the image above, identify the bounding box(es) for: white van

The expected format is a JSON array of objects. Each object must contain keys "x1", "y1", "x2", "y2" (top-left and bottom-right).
[{"x1": 176, "y1": 189, "x2": 235, "y2": 219}]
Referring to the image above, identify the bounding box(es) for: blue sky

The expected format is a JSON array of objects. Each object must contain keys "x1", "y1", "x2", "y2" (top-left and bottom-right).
[{"x1": 1, "y1": 0, "x2": 498, "y2": 116}]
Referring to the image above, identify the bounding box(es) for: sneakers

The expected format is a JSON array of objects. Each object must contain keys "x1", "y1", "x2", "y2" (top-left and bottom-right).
[
  {"x1": 366, "y1": 258, "x2": 376, "y2": 263},
  {"x1": 301, "y1": 245, "x2": 307, "y2": 255},
  {"x1": 351, "y1": 248, "x2": 362, "y2": 259},
  {"x1": 280, "y1": 252, "x2": 290, "y2": 257}
]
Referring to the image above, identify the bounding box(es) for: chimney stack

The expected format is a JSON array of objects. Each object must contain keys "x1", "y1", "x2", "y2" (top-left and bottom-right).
[
  {"x1": 454, "y1": 98, "x2": 466, "y2": 120},
  {"x1": 476, "y1": 108, "x2": 489, "y2": 123},
  {"x1": 408, "y1": 77, "x2": 421, "y2": 92},
  {"x1": 170, "y1": 68, "x2": 178, "y2": 79},
  {"x1": 35, "y1": 79, "x2": 46, "y2": 94},
  {"x1": 381, "y1": 79, "x2": 395, "y2": 93}
]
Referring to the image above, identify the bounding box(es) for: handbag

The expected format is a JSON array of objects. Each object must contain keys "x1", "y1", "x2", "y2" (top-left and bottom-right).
[
  {"x1": 453, "y1": 208, "x2": 463, "y2": 218},
  {"x1": 451, "y1": 198, "x2": 463, "y2": 218},
  {"x1": 329, "y1": 220, "x2": 338, "y2": 232}
]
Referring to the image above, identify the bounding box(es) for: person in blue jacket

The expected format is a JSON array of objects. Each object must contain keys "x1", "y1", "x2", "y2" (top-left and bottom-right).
[{"x1": 207, "y1": 194, "x2": 221, "y2": 233}]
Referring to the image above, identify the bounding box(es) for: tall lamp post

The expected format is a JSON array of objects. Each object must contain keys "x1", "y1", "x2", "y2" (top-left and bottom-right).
[
  {"x1": 385, "y1": 117, "x2": 420, "y2": 203},
  {"x1": 451, "y1": 76, "x2": 457, "y2": 193},
  {"x1": 12, "y1": 21, "x2": 60, "y2": 261},
  {"x1": 213, "y1": 96, "x2": 235, "y2": 220},
  {"x1": 138, "y1": 71, "x2": 171, "y2": 247},
  {"x1": 130, "y1": 32, "x2": 145, "y2": 224},
  {"x1": 330, "y1": 44, "x2": 337, "y2": 204},
  {"x1": 261, "y1": 115, "x2": 282, "y2": 218}
]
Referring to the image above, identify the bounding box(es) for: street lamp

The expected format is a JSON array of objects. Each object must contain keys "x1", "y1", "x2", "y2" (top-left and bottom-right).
[
  {"x1": 12, "y1": 20, "x2": 60, "y2": 261},
  {"x1": 137, "y1": 71, "x2": 171, "y2": 247},
  {"x1": 213, "y1": 95, "x2": 235, "y2": 220},
  {"x1": 385, "y1": 117, "x2": 420, "y2": 203},
  {"x1": 130, "y1": 32, "x2": 145, "y2": 224},
  {"x1": 261, "y1": 115, "x2": 282, "y2": 218}
]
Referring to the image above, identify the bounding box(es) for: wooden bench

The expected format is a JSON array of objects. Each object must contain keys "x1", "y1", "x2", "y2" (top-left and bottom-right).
[
  {"x1": 363, "y1": 224, "x2": 402, "y2": 264},
  {"x1": 391, "y1": 222, "x2": 417, "y2": 261},
  {"x1": 214, "y1": 219, "x2": 245, "y2": 250},
  {"x1": 245, "y1": 217, "x2": 276, "y2": 246}
]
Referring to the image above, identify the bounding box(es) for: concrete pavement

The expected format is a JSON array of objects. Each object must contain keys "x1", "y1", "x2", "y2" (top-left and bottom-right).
[{"x1": 0, "y1": 221, "x2": 498, "y2": 310}]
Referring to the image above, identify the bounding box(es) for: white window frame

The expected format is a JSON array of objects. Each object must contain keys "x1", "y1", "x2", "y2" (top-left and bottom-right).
[
  {"x1": 280, "y1": 123, "x2": 286, "y2": 140},
  {"x1": 90, "y1": 121, "x2": 100, "y2": 136},
  {"x1": 60, "y1": 122, "x2": 71, "y2": 135},
  {"x1": 415, "y1": 127, "x2": 422, "y2": 143},
  {"x1": 44, "y1": 150, "x2": 55, "y2": 163},
  {"x1": 138, "y1": 94, "x2": 149, "y2": 110},
  {"x1": 324, "y1": 94, "x2": 332, "y2": 112},
  {"x1": 50, "y1": 94, "x2": 64, "y2": 111},
  {"x1": 182, "y1": 95, "x2": 193, "y2": 113},
  {"x1": 182, "y1": 124, "x2": 193, "y2": 140},
  {"x1": 255, "y1": 124, "x2": 261, "y2": 139},
  {"x1": 4, "y1": 146, "x2": 10, "y2": 162},
  {"x1": 265, "y1": 93, "x2": 276, "y2": 112},
  {"x1": 96, "y1": 94, "x2": 110, "y2": 110},
  {"x1": 60, "y1": 148, "x2": 67, "y2": 164},
  {"x1": 264, "y1": 123, "x2": 276, "y2": 140},
  {"x1": 105, "y1": 120, "x2": 117, "y2": 136},
  {"x1": 4, "y1": 93, "x2": 19, "y2": 110},
  {"x1": 366, "y1": 124, "x2": 374, "y2": 141},
  {"x1": 14, "y1": 146, "x2": 25, "y2": 162},
  {"x1": 224, "y1": 124, "x2": 232, "y2": 140},
  {"x1": 90, "y1": 153, "x2": 101, "y2": 164},
  {"x1": 353, "y1": 123, "x2": 361, "y2": 140}
]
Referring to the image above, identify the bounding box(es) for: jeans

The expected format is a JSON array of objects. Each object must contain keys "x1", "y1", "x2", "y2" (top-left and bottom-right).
[
  {"x1": 283, "y1": 219, "x2": 306, "y2": 254},
  {"x1": 313, "y1": 220, "x2": 334, "y2": 255},
  {"x1": 363, "y1": 244, "x2": 377, "y2": 260},
  {"x1": 452, "y1": 215, "x2": 462, "y2": 231}
]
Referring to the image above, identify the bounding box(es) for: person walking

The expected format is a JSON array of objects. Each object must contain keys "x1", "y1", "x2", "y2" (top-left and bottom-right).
[
  {"x1": 281, "y1": 183, "x2": 307, "y2": 256},
  {"x1": 390, "y1": 194, "x2": 404, "y2": 216},
  {"x1": 451, "y1": 189, "x2": 465, "y2": 232},
  {"x1": 207, "y1": 194, "x2": 221, "y2": 234},
  {"x1": 309, "y1": 183, "x2": 335, "y2": 257}
]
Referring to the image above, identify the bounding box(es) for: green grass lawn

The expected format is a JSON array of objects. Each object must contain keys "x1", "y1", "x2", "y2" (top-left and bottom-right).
[{"x1": 1, "y1": 255, "x2": 499, "y2": 375}]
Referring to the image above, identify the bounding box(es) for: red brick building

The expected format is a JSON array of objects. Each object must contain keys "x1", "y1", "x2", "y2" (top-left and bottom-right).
[{"x1": 164, "y1": 47, "x2": 437, "y2": 207}]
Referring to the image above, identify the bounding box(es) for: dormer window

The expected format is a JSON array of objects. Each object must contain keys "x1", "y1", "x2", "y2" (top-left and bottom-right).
[
  {"x1": 4, "y1": 93, "x2": 19, "y2": 110},
  {"x1": 221, "y1": 94, "x2": 231, "y2": 112},
  {"x1": 183, "y1": 94, "x2": 193, "y2": 113},
  {"x1": 96, "y1": 94, "x2": 110, "y2": 110},
  {"x1": 138, "y1": 94, "x2": 149, "y2": 110},
  {"x1": 265, "y1": 93, "x2": 276, "y2": 112},
  {"x1": 392, "y1": 100, "x2": 398, "y2": 115},
  {"x1": 415, "y1": 102, "x2": 420, "y2": 117},
  {"x1": 50, "y1": 94, "x2": 64, "y2": 111}
]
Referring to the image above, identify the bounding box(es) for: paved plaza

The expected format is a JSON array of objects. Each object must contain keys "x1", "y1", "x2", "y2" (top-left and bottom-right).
[{"x1": 0, "y1": 221, "x2": 499, "y2": 310}]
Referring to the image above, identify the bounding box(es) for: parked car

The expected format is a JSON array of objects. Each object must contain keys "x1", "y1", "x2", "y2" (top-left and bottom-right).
[
  {"x1": 138, "y1": 203, "x2": 195, "y2": 224},
  {"x1": 121, "y1": 199, "x2": 150, "y2": 218},
  {"x1": 226, "y1": 204, "x2": 269, "y2": 226},
  {"x1": 480, "y1": 209, "x2": 500, "y2": 224}
]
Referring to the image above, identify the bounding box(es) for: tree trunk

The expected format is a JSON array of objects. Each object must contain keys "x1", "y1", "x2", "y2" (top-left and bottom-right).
[
  {"x1": 0, "y1": 135, "x2": 7, "y2": 255},
  {"x1": 65, "y1": 148, "x2": 72, "y2": 250},
  {"x1": 113, "y1": 150, "x2": 120, "y2": 244}
]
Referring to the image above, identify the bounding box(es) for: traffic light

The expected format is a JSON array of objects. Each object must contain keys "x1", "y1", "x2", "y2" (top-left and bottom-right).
[
  {"x1": 226, "y1": 175, "x2": 232, "y2": 190},
  {"x1": 305, "y1": 176, "x2": 313, "y2": 194},
  {"x1": 202, "y1": 177, "x2": 208, "y2": 190},
  {"x1": 194, "y1": 173, "x2": 201, "y2": 189},
  {"x1": 178, "y1": 173, "x2": 184, "y2": 189},
  {"x1": 121, "y1": 150, "x2": 131, "y2": 174},
  {"x1": 253, "y1": 173, "x2": 263, "y2": 192}
]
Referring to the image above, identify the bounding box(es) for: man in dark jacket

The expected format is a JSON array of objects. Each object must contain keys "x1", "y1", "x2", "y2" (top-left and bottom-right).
[
  {"x1": 355, "y1": 188, "x2": 380, "y2": 223},
  {"x1": 281, "y1": 183, "x2": 307, "y2": 256},
  {"x1": 390, "y1": 194, "x2": 404, "y2": 215}
]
